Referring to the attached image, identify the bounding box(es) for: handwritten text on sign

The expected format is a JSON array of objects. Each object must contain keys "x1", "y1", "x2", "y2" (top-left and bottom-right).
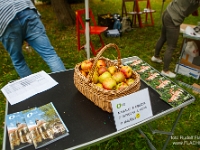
[{"x1": 111, "y1": 88, "x2": 153, "y2": 131}]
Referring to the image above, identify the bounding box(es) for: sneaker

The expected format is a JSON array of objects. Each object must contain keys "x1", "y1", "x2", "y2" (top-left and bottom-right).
[
  {"x1": 161, "y1": 70, "x2": 176, "y2": 78},
  {"x1": 151, "y1": 56, "x2": 162, "y2": 63}
]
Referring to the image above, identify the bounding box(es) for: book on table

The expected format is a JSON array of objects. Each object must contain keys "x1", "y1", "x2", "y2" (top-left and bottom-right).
[
  {"x1": 6, "y1": 102, "x2": 69, "y2": 150},
  {"x1": 6, "y1": 111, "x2": 33, "y2": 150}
]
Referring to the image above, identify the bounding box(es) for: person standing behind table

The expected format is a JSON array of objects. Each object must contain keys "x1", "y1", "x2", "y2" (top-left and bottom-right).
[
  {"x1": 151, "y1": 0, "x2": 200, "y2": 78},
  {"x1": 0, "y1": 0, "x2": 66, "y2": 78}
]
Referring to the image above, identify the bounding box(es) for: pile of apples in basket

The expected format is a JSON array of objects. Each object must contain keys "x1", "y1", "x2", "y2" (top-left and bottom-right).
[{"x1": 80, "y1": 59, "x2": 136, "y2": 90}]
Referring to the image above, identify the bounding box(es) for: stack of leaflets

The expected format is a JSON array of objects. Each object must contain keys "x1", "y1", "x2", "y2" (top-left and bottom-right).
[
  {"x1": 6, "y1": 112, "x2": 32, "y2": 150},
  {"x1": 123, "y1": 56, "x2": 193, "y2": 107},
  {"x1": 6, "y1": 102, "x2": 69, "y2": 150}
]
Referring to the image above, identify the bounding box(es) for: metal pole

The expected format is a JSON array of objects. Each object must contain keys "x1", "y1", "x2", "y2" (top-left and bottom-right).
[
  {"x1": 2, "y1": 101, "x2": 8, "y2": 150},
  {"x1": 85, "y1": 0, "x2": 90, "y2": 59},
  {"x1": 162, "y1": 108, "x2": 184, "y2": 150},
  {"x1": 160, "y1": 0, "x2": 165, "y2": 20}
]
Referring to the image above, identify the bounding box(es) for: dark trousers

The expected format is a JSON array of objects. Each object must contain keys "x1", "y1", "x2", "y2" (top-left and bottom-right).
[{"x1": 154, "y1": 10, "x2": 180, "y2": 71}]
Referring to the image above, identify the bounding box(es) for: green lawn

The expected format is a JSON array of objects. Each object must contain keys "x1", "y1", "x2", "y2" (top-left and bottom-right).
[{"x1": 0, "y1": 0, "x2": 200, "y2": 149}]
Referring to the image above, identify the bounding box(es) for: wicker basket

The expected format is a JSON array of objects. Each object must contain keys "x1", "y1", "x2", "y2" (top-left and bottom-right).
[{"x1": 74, "y1": 43, "x2": 141, "y2": 113}]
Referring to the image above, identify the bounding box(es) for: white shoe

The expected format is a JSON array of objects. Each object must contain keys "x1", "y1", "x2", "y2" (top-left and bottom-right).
[
  {"x1": 151, "y1": 56, "x2": 162, "y2": 63},
  {"x1": 161, "y1": 70, "x2": 176, "y2": 78}
]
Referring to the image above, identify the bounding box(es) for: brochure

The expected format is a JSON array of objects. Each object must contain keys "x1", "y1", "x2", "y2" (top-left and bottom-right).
[
  {"x1": 6, "y1": 111, "x2": 32, "y2": 150},
  {"x1": 123, "y1": 56, "x2": 194, "y2": 107},
  {"x1": 6, "y1": 102, "x2": 69, "y2": 150},
  {"x1": 23, "y1": 102, "x2": 69, "y2": 149}
]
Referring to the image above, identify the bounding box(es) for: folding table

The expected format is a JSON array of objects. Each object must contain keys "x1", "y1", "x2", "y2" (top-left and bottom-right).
[{"x1": 2, "y1": 58, "x2": 195, "y2": 150}]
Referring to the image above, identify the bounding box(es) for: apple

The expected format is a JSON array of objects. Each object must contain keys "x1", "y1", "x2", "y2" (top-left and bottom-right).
[
  {"x1": 96, "y1": 59, "x2": 106, "y2": 68},
  {"x1": 98, "y1": 66, "x2": 107, "y2": 75},
  {"x1": 98, "y1": 71, "x2": 112, "y2": 83},
  {"x1": 80, "y1": 70, "x2": 87, "y2": 77},
  {"x1": 96, "y1": 83, "x2": 103, "y2": 88},
  {"x1": 102, "y1": 77, "x2": 117, "y2": 90},
  {"x1": 112, "y1": 71, "x2": 126, "y2": 83},
  {"x1": 92, "y1": 71, "x2": 99, "y2": 84},
  {"x1": 86, "y1": 74, "x2": 90, "y2": 79},
  {"x1": 116, "y1": 82, "x2": 128, "y2": 90},
  {"x1": 108, "y1": 66, "x2": 117, "y2": 75},
  {"x1": 126, "y1": 78, "x2": 135, "y2": 85},
  {"x1": 120, "y1": 66, "x2": 133, "y2": 78},
  {"x1": 81, "y1": 60, "x2": 93, "y2": 72}
]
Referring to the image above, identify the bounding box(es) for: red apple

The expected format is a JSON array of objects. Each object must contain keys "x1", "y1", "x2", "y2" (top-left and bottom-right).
[
  {"x1": 126, "y1": 78, "x2": 135, "y2": 85},
  {"x1": 96, "y1": 59, "x2": 106, "y2": 68},
  {"x1": 120, "y1": 66, "x2": 133, "y2": 78},
  {"x1": 81, "y1": 60, "x2": 93, "y2": 72},
  {"x1": 116, "y1": 82, "x2": 128, "y2": 90},
  {"x1": 98, "y1": 66, "x2": 107, "y2": 75},
  {"x1": 108, "y1": 66, "x2": 117, "y2": 75},
  {"x1": 98, "y1": 71, "x2": 112, "y2": 83},
  {"x1": 80, "y1": 70, "x2": 87, "y2": 77},
  {"x1": 112, "y1": 71, "x2": 126, "y2": 83},
  {"x1": 102, "y1": 77, "x2": 117, "y2": 90}
]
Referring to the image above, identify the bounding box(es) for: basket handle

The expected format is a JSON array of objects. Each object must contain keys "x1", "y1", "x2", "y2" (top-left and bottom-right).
[{"x1": 88, "y1": 43, "x2": 122, "y2": 82}]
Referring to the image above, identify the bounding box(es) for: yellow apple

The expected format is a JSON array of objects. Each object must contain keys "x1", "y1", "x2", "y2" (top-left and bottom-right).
[
  {"x1": 98, "y1": 71, "x2": 112, "y2": 83},
  {"x1": 96, "y1": 83, "x2": 103, "y2": 88},
  {"x1": 116, "y1": 82, "x2": 128, "y2": 90},
  {"x1": 112, "y1": 71, "x2": 126, "y2": 83},
  {"x1": 126, "y1": 78, "x2": 135, "y2": 85},
  {"x1": 108, "y1": 66, "x2": 117, "y2": 75},
  {"x1": 102, "y1": 77, "x2": 117, "y2": 90},
  {"x1": 92, "y1": 71, "x2": 99, "y2": 84}
]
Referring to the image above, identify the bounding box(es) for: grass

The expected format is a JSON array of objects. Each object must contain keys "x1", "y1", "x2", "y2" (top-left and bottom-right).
[{"x1": 0, "y1": 0, "x2": 200, "y2": 149}]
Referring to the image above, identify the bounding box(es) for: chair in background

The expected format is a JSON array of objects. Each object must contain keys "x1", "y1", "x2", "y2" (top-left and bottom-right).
[
  {"x1": 76, "y1": 8, "x2": 108, "y2": 56},
  {"x1": 122, "y1": 0, "x2": 156, "y2": 28}
]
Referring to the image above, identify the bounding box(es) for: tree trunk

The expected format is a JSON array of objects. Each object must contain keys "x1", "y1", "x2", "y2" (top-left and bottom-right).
[{"x1": 51, "y1": 0, "x2": 75, "y2": 26}]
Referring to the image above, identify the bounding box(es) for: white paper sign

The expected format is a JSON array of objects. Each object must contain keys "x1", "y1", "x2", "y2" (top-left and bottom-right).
[
  {"x1": 111, "y1": 88, "x2": 153, "y2": 131},
  {"x1": 1, "y1": 70, "x2": 58, "y2": 105}
]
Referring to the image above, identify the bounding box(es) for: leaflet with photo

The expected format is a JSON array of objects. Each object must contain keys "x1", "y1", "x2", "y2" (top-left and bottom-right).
[
  {"x1": 23, "y1": 102, "x2": 69, "y2": 149},
  {"x1": 123, "y1": 56, "x2": 194, "y2": 107},
  {"x1": 6, "y1": 102, "x2": 69, "y2": 150},
  {"x1": 6, "y1": 111, "x2": 32, "y2": 150}
]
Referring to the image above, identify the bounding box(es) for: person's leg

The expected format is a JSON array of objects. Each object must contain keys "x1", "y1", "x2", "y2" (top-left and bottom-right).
[
  {"x1": 0, "y1": 16, "x2": 32, "y2": 78},
  {"x1": 24, "y1": 9, "x2": 66, "y2": 73},
  {"x1": 163, "y1": 30, "x2": 179, "y2": 71},
  {"x1": 28, "y1": 34, "x2": 66, "y2": 73},
  {"x1": 162, "y1": 12, "x2": 180, "y2": 72},
  {"x1": 154, "y1": 11, "x2": 167, "y2": 58}
]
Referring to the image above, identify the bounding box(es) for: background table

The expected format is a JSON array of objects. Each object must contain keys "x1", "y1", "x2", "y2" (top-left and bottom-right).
[
  {"x1": 2, "y1": 67, "x2": 195, "y2": 150},
  {"x1": 175, "y1": 27, "x2": 200, "y2": 80}
]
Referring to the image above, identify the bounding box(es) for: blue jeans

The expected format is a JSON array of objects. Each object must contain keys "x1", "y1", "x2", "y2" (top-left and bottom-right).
[{"x1": 0, "y1": 8, "x2": 66, "y2": 78}]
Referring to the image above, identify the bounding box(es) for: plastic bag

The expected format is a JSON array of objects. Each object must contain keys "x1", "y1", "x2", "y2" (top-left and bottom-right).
[
  {"x1": 121, "y1": 16, "x2": 132, "y2": 32},
  {"x1": 185, "y1": 41, "x2": 199, "y2": 57}
]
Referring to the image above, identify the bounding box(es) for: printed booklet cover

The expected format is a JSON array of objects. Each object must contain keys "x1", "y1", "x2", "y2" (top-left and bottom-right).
[
  {"x1": 124, "y1": 56, "x2": 194, "y2": 107},
  {"x1": 23, "y1": 102, "x2": 69, "y2": 149},
  {"x1": 6, "y1": 111, "x2": 32, "y2": 150},
  {"x1": 6, "y1": 102, "x2": 69, "y2": 150}
]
